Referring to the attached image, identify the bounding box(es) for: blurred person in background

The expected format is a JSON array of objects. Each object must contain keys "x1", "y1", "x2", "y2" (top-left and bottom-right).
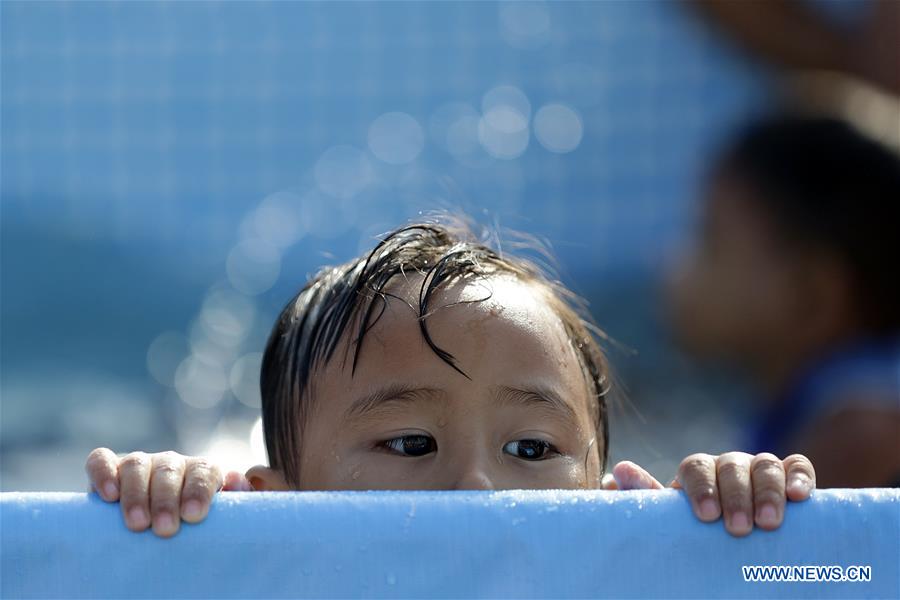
[
  {"x1": 666, "y1": 114, "x2": 900, "y2": 488},
  {"x1": 688, "y1": 0, "x2": 899, "y2": 96}
]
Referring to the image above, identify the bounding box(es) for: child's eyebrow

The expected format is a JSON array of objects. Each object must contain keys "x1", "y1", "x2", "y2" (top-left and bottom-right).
[
  {"x1": 341, "y1": 382, "x2": 581, "y2": 428},
  {"x1": 342, "y1": 383, "x2": 446, "y2": 424},
  {"x1": 492, "y1": 384, "x2": 581, "y2": 428}
]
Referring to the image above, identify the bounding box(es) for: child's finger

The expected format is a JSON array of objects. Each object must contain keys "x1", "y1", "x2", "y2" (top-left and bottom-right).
[
  {"x1": 783, "y1": 454, "x2": 816, "y2": 501},
  {"x1": 612, "y1": 461, "x2": 665, "y2": 490},
  {"x1": 148, "y1": 452, "x2": 187, "y2": 538},
  {"x1": 118, "y1": 451, "x2": 152, "y2": 532},
  {"x1": 180, "y1": 458, "x2": 224, "y2": 523},
  {"x1": 600, "y1": 473, "x2": 618, "y2": 490},
  {"x1": 85, "y1": 447, "x2": 120, "y2": 502},
  {"x1": 716, "y1": 451, "x2": 754, "y2": 537},
  {"x1": 750, "y1": 453, "x2": 785, "y2": 530},
  {"x1": 676, "y1": 453, "x2": 720, "y2": 522},
  {"x1": 223, "y1": 470, "x2": 254, "y2": 491}
]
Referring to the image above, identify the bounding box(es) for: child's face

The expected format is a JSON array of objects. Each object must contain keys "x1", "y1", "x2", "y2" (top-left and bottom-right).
[{"x1": 292, "y1": 274, "x2": 601, "y2": 490}]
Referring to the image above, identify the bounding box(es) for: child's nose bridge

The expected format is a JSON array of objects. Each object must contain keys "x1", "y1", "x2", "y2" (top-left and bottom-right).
[
  {"x1": 450, "y1": 466, "x2": 495, "y2": 490},
  {"x1": 447, "y1": 437, "x2": 499, "y2": 490}
]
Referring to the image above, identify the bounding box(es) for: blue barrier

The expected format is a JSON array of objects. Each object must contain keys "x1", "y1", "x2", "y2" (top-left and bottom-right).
[{"x1": 2, "y1": 489, "x2": 898, "y2": 599}]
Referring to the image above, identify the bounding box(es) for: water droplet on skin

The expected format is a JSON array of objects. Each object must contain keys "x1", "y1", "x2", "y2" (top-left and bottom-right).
[
  {"x1": 352, "y1": 470, "x2": 361, "y2": 480},
  {"x1": 437, "y1": 416, "x2": 448, "y2": 428}
]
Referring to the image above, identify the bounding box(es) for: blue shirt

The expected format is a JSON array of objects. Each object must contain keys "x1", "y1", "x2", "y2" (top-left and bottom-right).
[{"x1": 746, "y1": 336, "x2": 900, "y2": 457}]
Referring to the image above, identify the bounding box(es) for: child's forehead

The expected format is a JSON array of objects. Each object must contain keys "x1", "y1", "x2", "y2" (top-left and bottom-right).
[
  {"x1": 306, "y1": 268, "x2": 593, "y2": 431},
  {"x1": 382, "y1": 271, "x2": 554, "y2": 320},
  {"x1": 364, "y1": 272, "x2": 569, "y2": 351},
  {"x1": 314, "y1": 271, "x2": 593, "y2": 412}
]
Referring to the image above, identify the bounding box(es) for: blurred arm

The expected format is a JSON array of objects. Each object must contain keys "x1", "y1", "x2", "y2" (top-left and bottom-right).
[
  {"x1": 686, "y1": 0, "x2": 899, "y2": 94},
  {"x1": 792, "y1": 403, "x2": 900, "y2": 488}
]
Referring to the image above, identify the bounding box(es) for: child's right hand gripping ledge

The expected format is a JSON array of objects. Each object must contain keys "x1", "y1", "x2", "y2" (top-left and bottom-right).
[{"x1": 85, "y1": 447, "x2": 251, "y2": 537}]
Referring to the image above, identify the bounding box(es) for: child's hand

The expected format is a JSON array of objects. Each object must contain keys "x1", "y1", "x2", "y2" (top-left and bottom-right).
[
  {"x1": 84, "y1": 447, "x2": 252, "y2": 537},
  {"x1": 604, "y1": 452, "x2": 816, "y2": 537}
]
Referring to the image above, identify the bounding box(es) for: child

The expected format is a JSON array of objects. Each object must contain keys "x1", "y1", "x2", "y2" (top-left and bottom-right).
[
  {"x1": 667, "y1": 114, "x2": 900, "y2": 487},
  {"x1": 86, "y1": 219, "x2": 816, "y2": 538}
]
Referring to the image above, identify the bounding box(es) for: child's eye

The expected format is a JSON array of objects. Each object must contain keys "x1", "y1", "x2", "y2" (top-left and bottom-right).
[
  {"x1": 503, "y1": 439, "x2": 557, "y2": 461},
  {"x1": 380, "y1": 434, "x2": 437, "y2": 457}
]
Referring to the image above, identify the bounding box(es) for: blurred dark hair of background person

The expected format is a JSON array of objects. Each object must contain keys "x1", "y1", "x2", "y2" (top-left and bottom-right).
[{"x1": 666, "y1": 114, "x2": 900, "y2": 488}]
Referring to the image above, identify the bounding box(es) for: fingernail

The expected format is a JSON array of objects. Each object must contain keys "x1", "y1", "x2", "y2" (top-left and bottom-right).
[
  {"x1": 757, "y1": 503, "x2": 777, "y2": 526},
  {"x1": 730, "y1": 512, "x2": 750, "y2": 532},
  {"x1": 183, "y1": 500, "x2": 202, "y2": 520},
  {"x1": 103, "y1": 482, "x2": 117, "y2": 499},
  {"x1": 788, "y1": 475, "x2": 811, "y2": 495},
  {"x1": 699, "y1": 498, "x2": 718, "y2": 520},
  {"x1": 154, "y1": 512, "x2": 175, "y2": 534},
  {"x1": 128, "y1": 507, "x2": 148, "y2": 528}
]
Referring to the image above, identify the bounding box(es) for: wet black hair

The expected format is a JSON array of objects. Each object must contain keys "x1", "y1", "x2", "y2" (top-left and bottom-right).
[
  {"x1": 260, "y1": 217, "x2": 611, "y2": 487},
  {"x1": 719, "y1": 114, "x2": 900, "y2": 332}
]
